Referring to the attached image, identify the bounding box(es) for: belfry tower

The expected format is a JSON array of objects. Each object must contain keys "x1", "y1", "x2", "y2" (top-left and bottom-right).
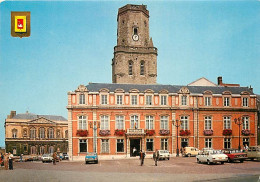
[{"x1": 112, "y1": 4, "x2": 158, "y2": 84}]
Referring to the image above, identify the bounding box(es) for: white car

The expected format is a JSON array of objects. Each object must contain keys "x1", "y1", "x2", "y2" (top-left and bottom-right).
[
  {"x1": 156, "y1": 150, "x2": 170, "y2": 160},
  {"x1": 42, "y1": 154, "x2": 53, "y2": 163},
  {"x1": 196, "y1": 149, "x2": 228, "y2": 165}
]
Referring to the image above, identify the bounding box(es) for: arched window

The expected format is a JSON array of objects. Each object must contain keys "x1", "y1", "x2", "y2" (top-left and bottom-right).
[
  {"x1": 56, "y1": 129, "x2": 61, "y2": 138},
  {"x1": 12, "y1": 129, "x2": 17, "y2": 138},
  {"x1": 39, "y1": 127, "x2": 45, "y2": 138},
  {"x1": 140, "y1": 61, "x2": 145, "y2": 75},
  {"x1": 65, "y1": 130, "x2": 68, "y2": 138},
  {"x1": 23, "y1": 129, "x2": 27, "y2": 137},
  {"x1": 128, "y1": 61, "x2": 133, "y2": 75},
  {"x1": 40, "y1": 146, "x2": 45, "y2": 154},
  {"x1": 48, "y1": 128, "x2": 54, "y2": 139},
  {"x1": 31, "y1": 146, "x2": 36, "y2": 155},
  {"x1": 30, "y1": 127, "x2": 36, "y2": 138},
  {"x1": 49, "y1": 146, "x2": 54, "y2": 154}
]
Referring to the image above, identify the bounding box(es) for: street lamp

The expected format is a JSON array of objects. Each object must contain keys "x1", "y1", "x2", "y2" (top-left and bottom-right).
[
  {"x1": 234, "y1": 117, "x2": 244, "y2": 151},
  {"x1": 90, "y1": 121, "x2": 100, "y2": 153},
  {"x1": 172, "y1": 119, "x2": 182, "y2": 157}
]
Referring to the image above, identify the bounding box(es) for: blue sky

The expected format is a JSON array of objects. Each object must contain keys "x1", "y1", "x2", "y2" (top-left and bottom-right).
[{"x1": 0, "y1": 1, "x2": 259, "y2": 147}]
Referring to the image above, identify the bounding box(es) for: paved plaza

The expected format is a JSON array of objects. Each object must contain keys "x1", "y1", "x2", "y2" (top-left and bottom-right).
[{"x1": 0, "y1": 157, "x2": 259, "y2": 182}]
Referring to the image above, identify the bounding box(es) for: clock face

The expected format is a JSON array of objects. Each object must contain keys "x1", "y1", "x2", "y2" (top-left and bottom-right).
[{"x1": 132, "y1": 34, "x2": 139, "y2": 41}]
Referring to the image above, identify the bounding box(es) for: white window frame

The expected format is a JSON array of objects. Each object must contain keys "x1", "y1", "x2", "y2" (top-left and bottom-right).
[
  {"x1": 242, "y1": 116, "x2": 249, "y2": 130},
  {"x1": 204, "y1": 96, "x2": 212, "y2": 106},
  {"x1": 160, "y1": 95, "x2": 167, "y2": 106},
  {"x1": 224, "y1": 138, "x2": 231, "y2": 149},
  {"x1": 145, "y1": 95, "x2": 153, "y2": 105},
  {"x1": 101, "y1": 139, "x2": 109, "y2": 153},
  {"x1": 30, "y1": 127, "x2": 36, "y2": 138},
  {"x1": 48, "y1": 128, "x2": 54, "y2": 139},
  {"x1": 39, "y1": 127, "x2": 45, "y2": 139},
  {"x1": 223, "y1": 97, "x2": 230, "y2": 107},
  {"x1": 100, "y1": 115, "x2": 109, "y2": 130},
  {"x1": 12, "y1": 129, "x2": 17, "y2": 138},
  {"x1": 116, "y1": 95, "x2": 123, "y2": 105},
  {"x1": 146, "y1": 138, "x2": 154, "y2": 151},
  {"x1": 79, "y1": 139, "x2": 88, "y2": 153},
  {"x1": 180, "y1": 116, "x2": 189, "y2": 130},
  {"x1": 145, "y1": 115, "x2": 154, "y2": 130},
  {"x1": 101, "y1": 94, "x2": 108, "y2": 105},
  {"x1": 160, "y1": 116, "x2": 168, "y2": 130},
  {"x1": 116, "y1": 139, "x2": 124, "y2": 153},
  {"x1": 205, "y1": 138, "x2": 212, "y2": 148},
  {"x1": 116, "y1": 115, "x2": 124, "y2": 130},
  {"x1": 181, "y1": 95, "x2": 187, "y2": 106},
  {"x1": 161, "y1": 138, "x2": 168, "y2": 150},
  {"x1": 242, "y1": 97, "x2": 248, "y2": 107},
  {"x1": 130, "y1": 115, "x2": 139, "y2": 129},
  {"x1": 223, "y1": 116, "x2": 231, "y2": 129},
  {"x1": 78, "y1": 115, "x2": 87, "y2": 130},
  {"x1": 131, "y1": 95, "x2": 138, "y2": 105},
  {"x1": 79, "y1": 94, "x2": 85, "y2": 105},
  {"x1": 204, "y1": 116, "x2": 212, "y2": 130}
]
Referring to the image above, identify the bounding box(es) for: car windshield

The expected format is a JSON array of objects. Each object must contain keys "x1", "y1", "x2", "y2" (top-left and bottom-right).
[
  {"x1": 43, "y1": 154, "x2": 49, "y2": 157},
  {"x1": 210, "y1": 150, "x2": 223, "y2": 154}
]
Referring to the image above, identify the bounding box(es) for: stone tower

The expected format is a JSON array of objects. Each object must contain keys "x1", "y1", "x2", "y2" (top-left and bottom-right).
[{"x1": 112, "y1": 4, "x2": 158, "y2": 84}]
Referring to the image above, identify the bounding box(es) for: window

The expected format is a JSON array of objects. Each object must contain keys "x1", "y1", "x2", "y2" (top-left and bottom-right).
[
  {"x1": 181, "y1": 95, "x2": 187, "y2": 105},
  {"x1": 116, "y1": 115, "x2": 124, "y2": 130},
  {"x1": 242, "y1": 97, "x2": 248, "y2": 107},
  {"x1": 40, "y1": 146, "x2": 45, "y2": 154},
  {"x1": 181, "y1": 116, "x2": 189, "y2": 130},
  {"x1": 48, "y1": 128, "x2": 54, "y2": 139},
  {"x1": 12, "y1": 129, "x2": 17, "y2": 138},
  {"x1": 79, "y1": 94, "x2": 85, "y2": 104},
  {"x1": 205, "y1": 138, "x2": 212, "y2": 148},
  {"x1": 160, "y1": 116, "x2": 168, "y2": 130},
  {"x1": 48, "y1": 146, "x2": 54, "y2": 154},
  {"x1": 129, "y1": 61, "x2": 133, "y2": 75},
  {"x1": 224, "y1": 97, "x2": 230, "y2": 106},
  {"x1": 160, "y1": 95, "x2": 167, "y2": 105},
  {"x1": 204, "y1": 116, "x2": 212, "y2": 130},
  {"x1": 117, "y1": 139, "x2": 124, "y2": 152},
  {"x1": 146, "y1": 139, "x2": 153, "y2": 151},
  {"x1": 224, "y1": 138, "x2": 231, "y2": 149},
  {"x1": 145, "y1": 115, "x2": 154, "y2": 130},
  {"x1": 30, "y1": 127, "x2": 36, "y2": 138},
  {"x1": 205, "y1": 97, "x2": 211, "y2": 106},
  {"x1": 39, "y1": 128, "x2": 45, "y2": 139},
  {"x1": 133, "y1": 27, "x2": 138, "y2": 35},
  {"x1": 140, "y1": 61, "x2": 145, "y2": 75},
  {"x1": 56, "y1": 129, "x2": 61, "y2": 138},
  {"x1": 242, "y1": 116, "x2": 249, "y2": 129},
  {"x1": 146, "y1": 95, "x2": 152, "y2": 105},
  {"x1": 23, "y1": 129, "x2": 27, "y2": 138},
  {"x1": 78, "y1": 116, "x2": 87, "y2": 130},
  {"x1": 224, "y1": 116, "x2": 231, "y2": 129},
  {"x1": 243, "y1": 138, "x2": 249, "y2": 147},
  {"x1": 131, "y1": 95, "x2": 137, "y2": 105},
  {"x1": 181, "y1": 138, "x2": 189, "y2": 148},
  {"x1": 101, "y1": 95, "x2": 108, "y2": 105},
  {"x1": 79, "y1": 139, "x2": 87, "y2": 153},
  {"x1": 101, "y1": 139, "x2": 109, "y2": 153},
  {"x1": 31, "y1": 146, "x2": 36, "y2": 155},
  {"x1": 161, "y1": 139, "x2": 168, "y2": 150},
  {"x1": 101, "y1": 115, "x2": 109, "y2": 130},
  {"x1": 65, "y1": 130, "x2": 68, "y2": 138},
  {"x1": 117, "y1": 95, "x2": 123, "y2": 105},
  {"x1": 130, "y1": 115, "x2": 138, "y2": 129}
]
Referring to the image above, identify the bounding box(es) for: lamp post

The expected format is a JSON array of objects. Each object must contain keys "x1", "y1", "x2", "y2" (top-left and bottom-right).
[
  {"x1": 173, "y1": 119, "x2": 182, "y2": 157},
  {"x1": 234, "y1": 117, "x2": 244, "y2": 151},
  {"x1": 90, "y1": 121, "x2": 100, "y2": 153}
]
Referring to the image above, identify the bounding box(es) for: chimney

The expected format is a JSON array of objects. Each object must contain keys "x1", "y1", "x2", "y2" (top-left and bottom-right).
[
  {"x1": 218, "y1": 76, "x2": 223, "y2": 85},
  {"x1": 10, "y1": 111, "x2": 16, "y2": 119}
]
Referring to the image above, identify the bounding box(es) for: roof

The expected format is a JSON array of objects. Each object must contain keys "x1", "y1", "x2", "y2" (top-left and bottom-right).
[
  {"x1": 12, "y1": 113, "x2": 67, "y2": 121},
  {"x1": 188, "y1": 77, "x2": 217, "y2": 86},
  {"x1": 85, "y1": 83, "x2": 254, "y2": 95}
]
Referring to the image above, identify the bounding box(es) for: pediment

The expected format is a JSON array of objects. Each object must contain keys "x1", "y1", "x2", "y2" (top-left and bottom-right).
[
  {"x1": 76, "y1": 85, "x2": 88, "y2": 92},
  {"x1": 99, "y1": 88, "x2": 109, "y2": 92},
  {"x1": 241, "y1": 91, "x2": 250, "y2": 95},
  {"x1": 28, "y1": 117, "x2": 55, "y2": 124},
  {"x1": 159, "y1": 89, "x2": 169, "y2": 94},
  {"x1": 144, "y1": 89, "x2": 154, "y2": 93},
  {"x1": 115, "y1": 88, "x2": 125, "y2": 93},
  {"x1": 203, "y1": 90, "x2": 213, "y2": 95},
  {"x1": 222, "y1": 91, "x2": 232, "y2": 95},
  {"x1": 178, "y1": 87, "x2": 190, "y2": 94},
  {"x1": 129, "y1": 89, "x2": 140, "y2": 93}
]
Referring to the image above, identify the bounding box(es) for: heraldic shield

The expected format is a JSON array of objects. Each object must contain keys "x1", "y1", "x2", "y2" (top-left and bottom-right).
[{"x1": 11, "y1": 12, "x2": 30, "y2": 38}]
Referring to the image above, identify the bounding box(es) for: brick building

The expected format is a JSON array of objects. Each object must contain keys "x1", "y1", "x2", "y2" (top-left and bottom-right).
[
  {"x1": 67, "y1": 4, "x2": 258, "y2": 160},
  {"x1": 5, "y1": 111, "x2": 68, "y2": 156}
]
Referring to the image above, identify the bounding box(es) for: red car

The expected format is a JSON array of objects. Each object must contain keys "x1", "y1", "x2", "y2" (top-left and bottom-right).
[{"x1": 222, "y1": 149, "x2": 247, "y2": 163}]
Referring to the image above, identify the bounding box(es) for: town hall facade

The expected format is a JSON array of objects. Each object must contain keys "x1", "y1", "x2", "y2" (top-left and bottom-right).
[{"x1": 67, "y1": 4, "x2": 258, "y2": 160}]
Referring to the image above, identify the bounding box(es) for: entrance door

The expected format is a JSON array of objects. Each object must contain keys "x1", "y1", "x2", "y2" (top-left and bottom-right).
[
  {"x1": 181, "y1": 138, "x2": 188, "y2": 148},
  {"x1": 130, "y1": 139, "x2": 141, "y2": 157}
]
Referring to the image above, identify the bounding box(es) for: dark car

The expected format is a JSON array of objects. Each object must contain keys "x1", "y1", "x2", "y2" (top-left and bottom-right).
[{"x1": 222, "y1": 149, "x2": 247, "y2": 163}]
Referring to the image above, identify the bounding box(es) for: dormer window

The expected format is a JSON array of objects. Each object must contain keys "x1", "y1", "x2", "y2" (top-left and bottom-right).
[
  {"x1": 242, "y1": 97, "x2": 248, "y2": 107},
  {"x1": 79, "y1": 94, "x2": 85, "y2": 104},
  {"x1": 181, "y1": 95, "x2": 187, "y2": 106},
  {"x1": 224, "y1": 97, "x2": 230, "y2": 106}
]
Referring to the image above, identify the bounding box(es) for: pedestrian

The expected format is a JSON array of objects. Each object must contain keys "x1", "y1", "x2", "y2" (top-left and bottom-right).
[
  {"x1": 133, "y1": 147, "x2": 136, "y2": 156},
  {"x1": 4, "y1": 153, "x2": 9, "y2": 170},
  {"x1": 154, "y1": 150, "x2": 158, "y2": 166},
  {"x1": 20, "y1": 154, "x2": 23, "y2": 162},
  {"x1": 140, "y1": 151, "x2": 145, "y2": 166},
  {"x1": 53, "y1": 152, "x2": 57, "y2": 165},
  {"x1": 244, "y1": 144, "x2": 249, "y2": 151},
  {"x1": 8, "y1": 152, "x2": 13, "y2": 170}
]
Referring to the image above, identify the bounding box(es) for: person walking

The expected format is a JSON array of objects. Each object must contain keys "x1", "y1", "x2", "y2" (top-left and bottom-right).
[
  {"x1": 8, "y1": 152, "x2": 13, "y2": 170},
  {"x1": 4, "y1": 153, "x2": 9, "y2": 170},
  {"x1": 20, "y1": 154, "x2": 23, "y2": 162},
  {"x1": 140, "y1": 151, "x2": 145, "y2": 166},
  {"x1": 154, "y1": 150, "x2": 158, "y2": 166},
  {"x1": 53, "y1": 152, "x2": 57, "y2": 165}
]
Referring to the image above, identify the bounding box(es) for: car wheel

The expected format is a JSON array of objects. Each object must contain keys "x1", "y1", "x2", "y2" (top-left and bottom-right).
[
  {"x1": 85, "y1": 161, "x2": 88, "y2": 164},
  {"x1": 197, "y1": 159, "x2": 200, "y2": 164},
  {"x1": 207, "y1": 160, "x2": 211, "y2": 165},
  {"x1": 168, "y1": 158, "x2": 170, "y2": 160},
  {"x1": 227, "y1": 158, "x2": 232, "y2": 163},
  {"x1": 188, "y1": 154, "x2": 191, "y2": 157},
  {"x1": 42, "y1": 161, "x2": 44, "y2": 163},
  {"x1": 240, "y1": 160, "x2": 244, "y2": 163},
  {"x1": 96, "y1": 160, "x2": 98, "y2": 164},
  {"x1": 221, "y1": 162, "x2": 224, "y2": 165}
]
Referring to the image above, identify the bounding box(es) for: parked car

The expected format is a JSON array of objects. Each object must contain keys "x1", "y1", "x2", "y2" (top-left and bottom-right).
[
  {"x1": 246, "y1": 146, "x2": 260, "y2": 161},
  {"x1": 85, "y1": 152, "x2": 98, "y2": 164},
  {"x1": 42, "y1": 154, "x2": 53, "y2": 163},
  {"x1": 222, "y1": 149, "x2": 247, "y2": 163},
  {"x1": 63, "y1": 153, "x2": 69, "y2": 160},
  {"x1": 156, "y1": 150, "x2": 170, "y2": 160},
  {"x1": 183, "y1": 147, "x2": 199, "y2": 157},
  {"x1": 196, "y1": 149, "x2": 228, "y2": 165}
]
